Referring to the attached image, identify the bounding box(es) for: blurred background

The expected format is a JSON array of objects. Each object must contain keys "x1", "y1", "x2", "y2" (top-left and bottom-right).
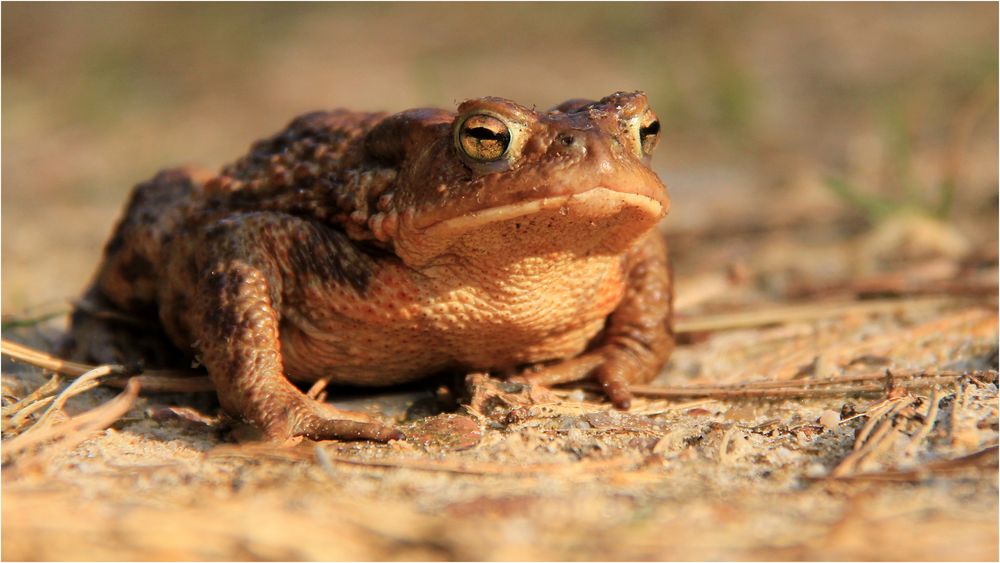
[{"x1": 2, "y1": 2, "x2": 997, "y2": 315}]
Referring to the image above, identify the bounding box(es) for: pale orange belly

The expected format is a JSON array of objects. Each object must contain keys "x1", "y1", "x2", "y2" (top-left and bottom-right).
[
  {"x1": 280, "y1": 313, "x2": 609, "y2": 386},
  {"x1": 279, "y1": 254, "x2": 627, "y2": 386}
]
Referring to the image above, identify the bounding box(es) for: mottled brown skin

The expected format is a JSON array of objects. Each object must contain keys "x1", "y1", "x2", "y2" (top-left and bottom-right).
[{"x1": 66, "y1": 91, "x2": 674, "y2": 442}]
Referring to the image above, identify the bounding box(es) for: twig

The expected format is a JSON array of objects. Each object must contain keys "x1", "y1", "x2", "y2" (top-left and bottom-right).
[
  {"x1": 850, "y1": 400, "x2": 894, "y2": 450},
  {"x1": 818, "y1": 445, "x2": 999, "y2": 482},
  {"x1": 1, "y1": 338, "x2": 213, "y2": 393},
  {"x1": 904, "y1": 391, "x2": 940, "y2": 458},
  {"x1": 5, "y1": 396, "x2": 55, "y2": 432},
  {"x1": 629, "y1": 399, "x2": 717, "y2": 416},
  {"x1": 857, "y1": 426, "x2": 901, "y2": 473},
  {"x1": 3, "y1": 379, "x2": 141, "y2": 461},
  {"x1": 674, "y1": 297, "x2": 956, "y2": 333},
  {"x1": 1, "y1": 374, "x2": 61, "y2": 418},
  {"x1": 831, "y1": 395, "x2": 916, "y2": 477},
  {"x1": 604, "y1": 384, "x2": 889, "y2": 400},
  {"x1": 1, "y1": 338, "x2": 100, "y2": 377},
  {"x1": 590, "y1": 368, "x2": 987, "y2": 402},
  {"x1": 107, "y1": 374, "x2": 214, "y2": 393},
  {"x1": 949, "y1": 379, "x2": 973, "y2": 446},
  {"x1": 838, "y1": 411, "x2": 871, "y2": 425},
  {"x1": 307, "y1": 377, "x2": 331, "y2": 401},
  {"x1": 30, "y1": 365, "x2": 123, "y2": 430},
  {"x1": 830, "y1": 419, "x2": 891, "y2": 477},
  {"x1": 833, "y1": 417, "x2": 893, "y2": 477},
  {"x1": 854, "y1": 397, "x2": 914, "y2": 450},
  {"x1": 838, "y1": 394, "x2": 917, "y2": 428},
  {"x1": 676, "y1": 369, "x2": 970, "y2": 392}
]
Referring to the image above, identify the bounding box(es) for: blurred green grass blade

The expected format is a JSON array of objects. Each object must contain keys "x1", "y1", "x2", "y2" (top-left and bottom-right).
[
  {"x1": 1, "y1": 311, "x2": 65, "y2": 332},
  {"x1": 934, "y1": 178, "x2": 956, "y2": 219},
  {"x1": 823, "y1": 177, "x2": 897, "y2": 220}
]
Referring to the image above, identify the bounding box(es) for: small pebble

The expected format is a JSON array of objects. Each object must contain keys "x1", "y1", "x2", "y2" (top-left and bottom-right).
[
  {"x1": 806, "y1": 462, "x2": 827, "y2": 478},
  {"x1": 818, "y1": 410, "x2": 840, "y2": 432}
]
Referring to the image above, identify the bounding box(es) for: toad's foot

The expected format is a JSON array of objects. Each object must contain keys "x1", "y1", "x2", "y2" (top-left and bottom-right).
[
  {"x1": 514, "y1": 350, "x2": 643, "y2": 410},
  {"x1": 275, "y1": 397, "x2": 403, "y2": 442}
]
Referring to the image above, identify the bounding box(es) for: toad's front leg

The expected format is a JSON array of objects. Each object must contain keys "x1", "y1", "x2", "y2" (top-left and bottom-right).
[
  {"x1": 183, "y1": 212, "x2": 402, "y2": 442},
  {"x1": 518, "y1": 231, "x2": 674, "y2": 409}
]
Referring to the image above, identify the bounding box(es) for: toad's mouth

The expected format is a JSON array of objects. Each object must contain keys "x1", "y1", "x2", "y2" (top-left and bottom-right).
[
  {"x1": 390, "y1": 186, "x2": 669, "y2": 266},
  {"x1": 419, "y1": 187, "x2": 667, "y2": 239}
]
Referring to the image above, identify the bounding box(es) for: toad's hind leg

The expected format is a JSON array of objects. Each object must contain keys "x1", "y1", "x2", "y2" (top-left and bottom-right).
[
  {"x1": 64, "y1": 168, "x2": 207, "y2": 368},
  {"x1": 186, "y1": 212, "x2": 402, "y2": 442}
]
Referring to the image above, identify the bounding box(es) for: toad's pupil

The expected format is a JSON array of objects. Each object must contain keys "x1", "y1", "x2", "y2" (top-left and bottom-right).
[
  {"x1": 467, "y1": 127, "x2": 506, "y2": 142},
  {"x1": 639, "y1": 120, "x2": 660, "y2": 154},
  {"x1": 461, "y1": 123, "x2": 510, "y2": 160},
  {"x1": 640, "y1": 120, "x2": 660, "y2": 139}
]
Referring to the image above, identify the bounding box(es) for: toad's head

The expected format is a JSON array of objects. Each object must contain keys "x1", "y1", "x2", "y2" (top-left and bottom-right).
[{"x1": 364, "y1": 91, "x2": 669, "y2": 268}]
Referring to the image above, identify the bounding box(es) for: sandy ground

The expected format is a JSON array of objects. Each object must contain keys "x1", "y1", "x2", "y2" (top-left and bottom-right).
[
  {"x1": 3, "y1": 4, "x2": 998, "y2": 561},
  {"x1": 3, "y1": 290, "x2": 998, "y2": 560}
]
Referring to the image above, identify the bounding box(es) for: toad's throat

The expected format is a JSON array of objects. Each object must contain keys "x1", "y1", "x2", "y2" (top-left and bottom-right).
[{"x1": 421, "y1": 187, "x2": 666, "y2": 239}]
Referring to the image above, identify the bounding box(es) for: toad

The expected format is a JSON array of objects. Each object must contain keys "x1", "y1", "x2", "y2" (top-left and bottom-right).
[{"x1": 65, "y1": 92, "x2": 674, "y2": 441}]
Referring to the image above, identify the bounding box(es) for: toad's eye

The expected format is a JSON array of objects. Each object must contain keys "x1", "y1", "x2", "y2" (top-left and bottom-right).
[
  {"x1": 457, "y1": 114, "x2": 511, "y2": 162},
  {"x1": 638, "y1": 114, "x2": 660, "y2": 156}
]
